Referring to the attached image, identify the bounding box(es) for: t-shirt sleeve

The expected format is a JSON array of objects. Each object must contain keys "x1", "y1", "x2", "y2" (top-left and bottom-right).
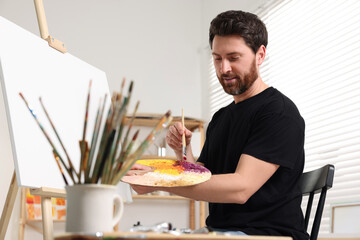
[
  {"x1": 196, "y1": 110, "x2": 220, "y2": 166},
  {"x1": 242, "y1": 112, "x2": 304, "y2": 169}
]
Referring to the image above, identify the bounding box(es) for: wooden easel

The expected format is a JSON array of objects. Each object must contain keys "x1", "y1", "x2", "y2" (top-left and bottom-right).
[
  {"x1": 33, "y1": 0, "x2": 67, "y2": 53},
  {"x1": 20, "y1": 1, "x2": 67, "y2": 239},
  {"x1": 0, "y1": 1, "x2": 67, "y2": 240},
  {"x1": 0, "y1": 172, "x2": 18, "y2": 240},
  {"x1": 0, "y1": 172, "x2": 66, "y2": 240}
]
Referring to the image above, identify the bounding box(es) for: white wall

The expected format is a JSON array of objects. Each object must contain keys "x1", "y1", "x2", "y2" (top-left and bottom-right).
[{"x1": 0, "y1": 0, "x2": 265, "y2": 239}]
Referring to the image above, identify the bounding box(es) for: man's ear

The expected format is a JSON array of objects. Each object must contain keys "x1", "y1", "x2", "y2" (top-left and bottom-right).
[{"x1": 256, "y1": 45, "x2": 266, "y2": 65}]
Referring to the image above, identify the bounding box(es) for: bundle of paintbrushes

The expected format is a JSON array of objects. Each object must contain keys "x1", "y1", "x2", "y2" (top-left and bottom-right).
[{"x1": 19, "y1": 79, "x2": 172, "y2": 186}]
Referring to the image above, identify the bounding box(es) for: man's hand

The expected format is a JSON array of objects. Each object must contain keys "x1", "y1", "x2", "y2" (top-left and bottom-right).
[
  {"x1": 131, "y1": 184, "x2": 158, "y2": 195},
  {"x1": 126, "y1": 163, "x2": 153, "y2": 176},
  {"x1": 125, "y1": 163, "x2": 158, "y2": 194},
  {"x1": 166, "y1": 122, "x2": 192, "y2": 158},
  {"x1": 129, "y1": 163, "x2": 152, "y2": 171}
]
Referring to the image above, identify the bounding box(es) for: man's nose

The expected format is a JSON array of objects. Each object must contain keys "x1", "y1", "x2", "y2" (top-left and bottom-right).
[{"x1": 220, "y1": 60, "x2": 231, "y2": 74}]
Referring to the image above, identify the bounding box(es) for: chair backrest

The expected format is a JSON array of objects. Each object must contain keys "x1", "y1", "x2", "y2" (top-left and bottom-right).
[{"x1": 300, "y1": 164, "x2": 335, "y2": 240}]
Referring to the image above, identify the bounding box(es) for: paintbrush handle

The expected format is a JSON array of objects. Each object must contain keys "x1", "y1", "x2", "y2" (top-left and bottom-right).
[
  {"x1": 95, "y1": 130, "x2": 116, "y2": 184},
  {"x1": 19, "y1": 93, "x2": 75, "y2": 184},
  {"x1": 182, "y1": 109, "x2": 187, "y2": 157},
  {"x1": 53, "y1": 151, "x2": 69, "y2": 185},
  {"x1": 39, "y1": 97, "x2": 77, "y2": 181},
  {"x1": 120, "y1": 101, "x2": 140, "y2": 153}
]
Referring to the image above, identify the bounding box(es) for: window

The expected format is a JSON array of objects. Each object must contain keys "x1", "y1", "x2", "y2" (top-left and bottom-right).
[
  {"x1": 208, "y1": 0, "x2": 360, "y2": 234},
  {"x1": 208, "y1": 55, "x2": 233, "y2": 117}
]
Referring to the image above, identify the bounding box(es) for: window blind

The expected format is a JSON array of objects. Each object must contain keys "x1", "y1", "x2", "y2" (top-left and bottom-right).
[
  {"x1": 208, "y1": 0, "x2": 360, "y2": 234},
  {"x1": 208, "y1": 55, "x2": 233, "y2": 117}
]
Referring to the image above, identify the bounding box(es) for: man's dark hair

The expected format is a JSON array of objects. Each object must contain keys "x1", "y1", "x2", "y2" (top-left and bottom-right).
[{"x1": 209, "y1": 10, "x2": 268, "y2": 54}]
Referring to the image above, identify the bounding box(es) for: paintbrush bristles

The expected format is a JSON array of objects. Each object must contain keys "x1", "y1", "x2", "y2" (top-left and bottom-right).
[
  {"x1": 128, "y1": 81, "x2": 133, "y2": 94},
  {"x1": 120, "y1": 78, "x2": 126, "y2": 95},
  {"x1": 79, "y1": 80, "x2": 92, "y2": 182}
]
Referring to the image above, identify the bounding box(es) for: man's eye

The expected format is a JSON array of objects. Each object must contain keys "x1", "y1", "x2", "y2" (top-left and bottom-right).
[
  {"x1": 214, "y1": 58, "x2": 221, "y2": 61},
  {"x1": 230, "y1": 57, "x2": 239, "y2": 61}
]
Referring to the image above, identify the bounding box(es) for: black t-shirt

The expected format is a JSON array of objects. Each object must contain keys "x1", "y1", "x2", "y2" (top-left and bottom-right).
[{"x1": 197, "y1": 87, "x2": 309, "y2": 240}]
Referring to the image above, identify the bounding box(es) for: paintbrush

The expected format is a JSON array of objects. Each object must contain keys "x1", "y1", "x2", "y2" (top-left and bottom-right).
[
  {"x1": 109, "y1": 129, "x2": 140, "y2": 183},
  {"x1": 102, "y1": 82, "x2": 135, "y2": 183},
  {"x1": 95, "y1": 128, "x2": 116, "y2": 184},
  {"x1": 103, "y1": 118, "x2": 127, "y2": 184},
  {"x1": 85, "y1": 98, "x2": 102, "y2": 182},
  {"x1": 82, "y1": 80, "x2": 92, "y2": 142},
  {"x1": 109, "y1": 100, "x2": 140, "y2": 180},
  {"x1": 39, "y1": 97, "x2": 77, "y2": 183},
  {"x1": 52, "y1": 151, "x2": 69, "y2": 185},
  {"x1": 119, "y1": 129, "x2": 140, "y2": 164},
  {"x1": 182, "y1": 109, "x2": 187, "y2": 160},
  {"x1": 119, "y1": 77, "x2": 126, "y2": 100},
  {"x1": 109, "y1": 82, "x2": 134, "y2": 159},
  {"x1": 85, "y1": 95, "x2": 107, "y2": 183},
  {"x1": 93, "y1": 92, "x2": 123, "y2": 183},
  {"x1": 102, "y1": 97, "x2": 129, "y2": 183},
  {"x1": 121, "y1": 101, "x2": 140, "y2": 153},
  {"x1": 79, "y1": 80, "x2": 92, "y2": 183},
  {"x1": 80, "y1": 140, "x2": 89, "y2": 183},
  {"x1": 90, "y1": 92, "x2": 118, "y2": 183},
  {"x1": 107, "y1": 97, "x2": 128, "y2": 161},
  {"x1": 90, "y1": 106, "x2": 114, "y2": 183},
  {"x1": 19, "y1": 93, "x2": 74, "y2": 184}
]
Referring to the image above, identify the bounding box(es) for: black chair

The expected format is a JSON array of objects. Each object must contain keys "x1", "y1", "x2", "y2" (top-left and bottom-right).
[{"x1": 300, "y1": 164, "x2": 335, "y2": 240}]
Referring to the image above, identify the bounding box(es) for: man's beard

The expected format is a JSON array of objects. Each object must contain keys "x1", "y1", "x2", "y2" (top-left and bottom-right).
[{"x1": 218, "y1": 59, "x2": 258, "y2": 95}]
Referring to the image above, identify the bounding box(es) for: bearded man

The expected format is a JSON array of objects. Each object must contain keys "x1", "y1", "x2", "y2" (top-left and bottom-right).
[{"x1": 131, "y1": 10, "x2": 309, "y2": 240}]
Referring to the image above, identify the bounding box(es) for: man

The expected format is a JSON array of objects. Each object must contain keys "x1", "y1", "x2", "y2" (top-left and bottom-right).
[{"x1": 131, "y1": 10, "x2": 309, "y2": 240}]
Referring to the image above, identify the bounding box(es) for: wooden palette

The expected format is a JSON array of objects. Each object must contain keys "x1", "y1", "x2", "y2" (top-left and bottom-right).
[{"x1": 121, "y1": 159, "x2": 211, "y2": 187}]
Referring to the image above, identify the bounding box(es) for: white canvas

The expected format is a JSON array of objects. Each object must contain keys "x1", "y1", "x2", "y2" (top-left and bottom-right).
[{"x1": 0, "y1": 16, "x2": 110, "y2": 189}]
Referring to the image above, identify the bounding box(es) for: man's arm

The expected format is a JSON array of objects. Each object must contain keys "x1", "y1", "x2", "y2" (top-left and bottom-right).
[{"x1": 131, "y1": 154, "x2": 279, "y2": 204}]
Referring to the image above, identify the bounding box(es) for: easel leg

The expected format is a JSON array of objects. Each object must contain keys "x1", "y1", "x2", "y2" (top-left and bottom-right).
[
  {"x1": 0, "y1": 171, "x2": 19, "y2": 240},
  {"x1": 189, "y1": 199, "x2": 195, "y2": 230},
  {"x1": 40, "y1": 196, "x2": 53, "y2": 240},
  {"x1": 199, "y1": 201, "x2": 206, "y2": 228},
  {"x1": 18, "y1": 188, "x2": 26, "y2": 240}
]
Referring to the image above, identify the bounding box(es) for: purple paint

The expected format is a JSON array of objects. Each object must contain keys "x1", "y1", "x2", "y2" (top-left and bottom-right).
[{"x1": 174, "y1": 161, "x2": 210, "y2": 173}]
